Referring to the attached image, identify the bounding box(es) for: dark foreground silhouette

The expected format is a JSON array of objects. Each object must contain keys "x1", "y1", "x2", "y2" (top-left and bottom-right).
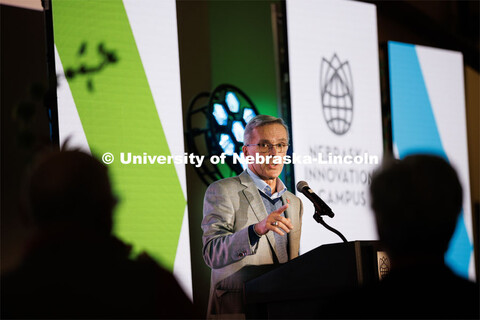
[
  {"x1": 1, "y1": 150, "x2": 198, "y2": 319},
  {"x1": 322, "y1": 155, "x2": 479, "y2": 319}
]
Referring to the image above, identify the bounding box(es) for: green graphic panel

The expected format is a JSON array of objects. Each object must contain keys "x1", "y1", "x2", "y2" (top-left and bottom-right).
[
  {"x1": 209, "y1": 1, "x2": 278, "y2": 117},
  {"x1": 52, "y1": 0, "x2": 185, "y2": 270},
  {"x1": 209, "y1": 1, "x2": 279, "y2": 179}
]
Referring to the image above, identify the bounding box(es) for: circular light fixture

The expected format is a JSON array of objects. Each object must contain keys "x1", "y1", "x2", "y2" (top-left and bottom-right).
[{"x1": 186, "y1": 84, "x2": 259, "y2": 185}]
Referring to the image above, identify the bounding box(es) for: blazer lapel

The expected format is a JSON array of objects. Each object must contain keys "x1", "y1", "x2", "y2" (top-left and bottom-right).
[
  {"x1": 282, "y1": 192, "x2": 300, "y2": 259},
  {"x1": 282, "y1": 192, "x2": 298, "y2": 228},
  {"x1": 239, "y1": 171, "x2": 277, "y2": 254}
]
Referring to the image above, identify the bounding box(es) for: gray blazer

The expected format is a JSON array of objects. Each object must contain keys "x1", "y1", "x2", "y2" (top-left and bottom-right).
[{"x1": 202, "y1": 171, "x2": 303, "y2": 318}]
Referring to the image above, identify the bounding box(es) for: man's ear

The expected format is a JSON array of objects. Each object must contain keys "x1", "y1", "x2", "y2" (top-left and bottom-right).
[{"x1": 242, "y1": 145, "x2": 249, "y2": 157}]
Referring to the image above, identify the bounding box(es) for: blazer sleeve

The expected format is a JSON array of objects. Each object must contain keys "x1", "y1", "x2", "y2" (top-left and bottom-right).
[{"x1": 201, "y1": 181, "x2": 258, "y2": 270}]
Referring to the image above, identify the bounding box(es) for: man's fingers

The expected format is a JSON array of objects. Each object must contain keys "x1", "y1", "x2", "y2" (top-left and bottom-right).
[
  {"x1": 272, "y1": 204, "x2": 288, "y2": 215},
  {"x1": 283, "y1": 217, "x2": 293, "y2": 230},
  {"x1": 269, "y1": 219, "x2": 293, "y2": 234},
  {"x1": 271, "y1": 205, "x2": 293, "y2": 224},
  {"x1": 270, "y1": 215, "x2": 293, "y2": 230},
  {"x1": 270, "y1": 225, "x2": 285, "y2": 236},
  {"x1": 263, "y1": 204, "x2": 294, "y2": 235},
  {"x1": 277, "y1": 221, "x2": 292, "y2": 234},
  {"x1": 275, "y1": 218, "x2": 293, "y2": 231}
]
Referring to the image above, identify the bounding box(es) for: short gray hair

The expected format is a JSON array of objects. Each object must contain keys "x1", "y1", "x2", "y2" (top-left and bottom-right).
[{"x1": 243, "y1": 115, "x2": 289, "y2": 144}]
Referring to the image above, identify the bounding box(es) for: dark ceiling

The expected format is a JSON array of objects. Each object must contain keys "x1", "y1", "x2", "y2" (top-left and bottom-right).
[{"x1": 364, "y1": 0, "x2": 479, "y2": 71}]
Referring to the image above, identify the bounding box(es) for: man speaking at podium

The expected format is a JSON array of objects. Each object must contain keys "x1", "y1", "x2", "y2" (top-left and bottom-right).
[{"x1": 202, "y1": 115, "x2": 303, "y2": 319}]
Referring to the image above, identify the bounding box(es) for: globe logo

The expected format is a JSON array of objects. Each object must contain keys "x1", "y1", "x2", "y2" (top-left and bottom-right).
[
  {"x1": 378, "y1": 256, "x2": 390, "y2": 280},
  {"x1": 320, "y1": 54, "x2": 354, "y2": 135}
]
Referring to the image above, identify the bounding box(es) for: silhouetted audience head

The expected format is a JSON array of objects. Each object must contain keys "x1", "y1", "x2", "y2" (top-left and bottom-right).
[
  {"x1": 3, "y1": 149, "x2": 197, "y2": 319},
  {"x1": 370, "y1": 154, "x2": 462, "y2": 260},
  {"x1": 321, "y1": 154, "x2": 478, "y2": 319},
  {"x1": 25, "y1": 149, "x2": 116, "y2": 233}
]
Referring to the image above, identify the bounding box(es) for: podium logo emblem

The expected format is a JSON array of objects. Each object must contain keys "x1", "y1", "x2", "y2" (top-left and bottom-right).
[
  {"x1": 320, "y1": 54, "x2": 354, "y2": 135},
  {"x1": 377, "y1": 251, "x2": 391, "y2": 280}
]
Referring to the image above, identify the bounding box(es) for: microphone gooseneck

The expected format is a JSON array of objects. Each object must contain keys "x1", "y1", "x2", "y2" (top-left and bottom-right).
[
  {"x1": 296, "y1": 180, "x2": 334, "y2": 218},
  {"x1": 296, "y1": 180, "x2": 348, "y2": 243}
]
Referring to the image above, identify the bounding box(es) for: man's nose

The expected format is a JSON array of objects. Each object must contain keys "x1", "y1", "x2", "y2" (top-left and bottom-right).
[{"x1": 268, "y1": 145, "x2": 278, "y2": 155}]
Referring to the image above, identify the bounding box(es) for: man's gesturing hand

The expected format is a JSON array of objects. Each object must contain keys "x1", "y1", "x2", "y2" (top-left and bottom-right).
[{"x1": 254, "y1": 204, "x2": 294, "y2": 236}]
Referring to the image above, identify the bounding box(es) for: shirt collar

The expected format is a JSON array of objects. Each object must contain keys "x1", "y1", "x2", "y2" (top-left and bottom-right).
[{"x1": 246, "y1": 167, "x2": 287, "y2": 199}]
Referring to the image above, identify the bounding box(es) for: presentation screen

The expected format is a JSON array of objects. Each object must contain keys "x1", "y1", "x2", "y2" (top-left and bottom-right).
[
  {"x1": 51, "y1": 0, "x2": 192, "y2": 297},
  {"x1": 286, "y1": 0, "x2": 384, "y2": 253},
  {"x1": 388, "y1": 41, "x2": 475, "y2": 280}
]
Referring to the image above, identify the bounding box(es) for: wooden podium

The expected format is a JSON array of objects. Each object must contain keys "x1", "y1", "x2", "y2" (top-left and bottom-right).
[{"x1": 244, "y1": 241, "x2": 388, "y2": 319}]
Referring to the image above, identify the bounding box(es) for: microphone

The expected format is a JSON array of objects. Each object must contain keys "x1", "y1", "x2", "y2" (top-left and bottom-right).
[{"x1": 296, "y1": 181, "x2": 334, "y2": 218}]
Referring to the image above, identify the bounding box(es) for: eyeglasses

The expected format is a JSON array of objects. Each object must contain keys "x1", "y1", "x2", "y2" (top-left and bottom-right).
[{"x1": 245, "y1": 143, "x2": 290, "y2": 153}]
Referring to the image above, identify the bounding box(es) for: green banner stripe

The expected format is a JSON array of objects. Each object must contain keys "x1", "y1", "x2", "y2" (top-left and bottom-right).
[{"x1": 53, "y1": 0, "x2": 185, "y2": 270}]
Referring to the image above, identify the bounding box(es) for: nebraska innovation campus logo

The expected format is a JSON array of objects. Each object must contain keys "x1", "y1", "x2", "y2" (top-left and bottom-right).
[{"x1": 320, "y1": 53, "x2": 354, "y2": 135}]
